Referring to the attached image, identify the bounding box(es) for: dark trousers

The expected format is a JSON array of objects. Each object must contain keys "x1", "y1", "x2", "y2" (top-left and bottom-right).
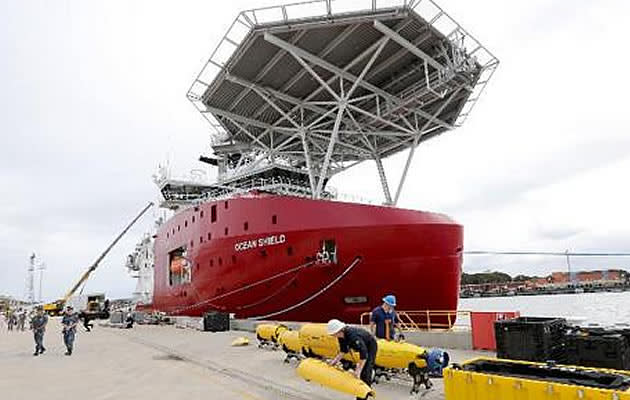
[
  {"x1": 34, "y1": 330, "x2": 45, "y2": 353},
  {"x1": 83, "y1": 320, "x2": 93, "y2": 332},
  {"x1": 357, "y1": 339, "x2": 378, "y2": 399}
]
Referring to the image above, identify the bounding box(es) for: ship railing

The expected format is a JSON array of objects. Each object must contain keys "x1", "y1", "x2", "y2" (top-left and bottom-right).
[
  {"x1": 359, "y1": 309, "x2": 472, "y2": 332},
  {"x1": 202, "y1": 175, "x2": 381, "y2": 206}
]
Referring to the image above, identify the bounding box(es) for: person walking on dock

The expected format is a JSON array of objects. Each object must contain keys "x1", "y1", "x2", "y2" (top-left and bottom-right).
[
  {"x1": 17, "y1": 309, "x2": 26, "y2": 331},
  {"x1": 31, "y1": 306, "x2": 48, "y2": 356},
  {"x1": 61, "y1": 306, "x2": 79, "y2": 356},
  {"x1": 370, "y1": 294, "x2": 400, "y2": 341},
  {"x1": 79, "y1": 311, "x2": 94, "y2": 332},
  {"x1": 327, "y1": 319, "x2": 378, "y2": 400},
  {"x1": 7, "y1": 310, "x2": 16, "y2": 331}
]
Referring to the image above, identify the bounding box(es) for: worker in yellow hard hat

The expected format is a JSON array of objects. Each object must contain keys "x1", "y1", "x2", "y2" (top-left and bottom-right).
[{"x1": 327, "y1": 319, "x2": 377, "y2": 399}]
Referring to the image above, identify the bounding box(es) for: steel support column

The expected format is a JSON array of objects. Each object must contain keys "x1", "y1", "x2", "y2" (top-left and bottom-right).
[
  {"x1": 393, "y1": 89, "x2": 461, "y2": 204},
  {"x1": 315, "y1": 105, "x2": 345, "y2": 198},
  {"x1": 374, "y1": 155, "x2": 393, "y2": 204}
]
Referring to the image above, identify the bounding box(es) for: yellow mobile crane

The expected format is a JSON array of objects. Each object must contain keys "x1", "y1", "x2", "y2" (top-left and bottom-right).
[{"x1": 44, "y1": 202, "x2": 153, "y2": 316}]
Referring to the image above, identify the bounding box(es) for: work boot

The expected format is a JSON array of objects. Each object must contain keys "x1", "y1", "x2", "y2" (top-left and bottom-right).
[
  {"x1": 33, "y1": 351, "x2": 39, "y2": 356},
  {"x1": 40, "y1": 348, "x2": 45, "y2": 354},
  {"x1": 65, "y1": 350, "x2": 71, "y2": 356}
]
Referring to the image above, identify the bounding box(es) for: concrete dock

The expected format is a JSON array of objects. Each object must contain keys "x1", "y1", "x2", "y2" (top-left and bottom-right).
[{"x1": 1, "y1": 319, "x2": 490, "y2": 400}]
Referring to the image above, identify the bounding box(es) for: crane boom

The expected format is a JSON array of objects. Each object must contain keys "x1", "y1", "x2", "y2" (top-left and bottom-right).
[{"x1": 62, "y1": 202, "x2": 154, "y2": 302}]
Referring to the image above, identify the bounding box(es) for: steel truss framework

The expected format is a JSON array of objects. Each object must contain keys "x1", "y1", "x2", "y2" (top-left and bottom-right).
[{"x1": 188, "y1": 0, "x2": 498, "y2": 204}]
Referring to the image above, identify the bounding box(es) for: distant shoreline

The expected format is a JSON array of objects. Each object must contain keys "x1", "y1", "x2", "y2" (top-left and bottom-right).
[{"x1": 461, "y1": 284, "x2": 630, "y2": 299}]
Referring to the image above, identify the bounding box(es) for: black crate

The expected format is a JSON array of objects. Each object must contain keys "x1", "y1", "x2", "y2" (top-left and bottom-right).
[
  {"x1": 203, "y1": 311, "x2": 230, "y2": 332},
  {"x1": 566, "y1": 331, "x2": 630, "y2": 370},
  {"x1": 495, "y1": 317, "x2": 567, "y2": 362}
]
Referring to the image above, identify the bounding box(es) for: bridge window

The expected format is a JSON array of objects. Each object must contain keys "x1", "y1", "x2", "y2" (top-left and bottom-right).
[
  {"x1": 232, "y1": 255, "x2": 236, "y2": 264},
  {"x1": 224, "y1": 227, "x2": 228, "y2": 236},
  {"x1": 207, "y1": 233, "x2": 212, "y2": 240},
  {"x1": 200, "y1": 210, "x2": 204, "y2": 218},
  {"x1": 272, "y1": 215, "x2": 277, "y2": 225},
  {"x1": 184, "y1": 220, "x2": 188, "y2": 228},
  {"x1": 177, "y1": 225, "x2": 180, "y2": 232},
  {"x1": 211, "y1": 205, "x2": 217, "y2": 222},
  {"x1": 224, "y1": 201, "x2": 228, "y2": 209},
  {"x1": 218, "y1": 257, "x2": 222, "y2": 266},
  {"x1": 200, "y1": 236, "x2": 203, "y2": 244},
  {"x1": 192, "y1": 216, "x2": 195, "y2": 223},
  {"x1": 244, "y1": 222, "x2": 248, "y2": 231},
  {"x1": 287, "y1": 246, "x2": 293, "y2": 256},
  {"x1": 210, "y1": 259, "x2": 213, "y2": 267}
]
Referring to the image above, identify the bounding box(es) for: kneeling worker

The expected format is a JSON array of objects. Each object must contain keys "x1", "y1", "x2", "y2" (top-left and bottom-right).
[{"x1": 327, "y1": 319, "x2": 377, "y2": 398}]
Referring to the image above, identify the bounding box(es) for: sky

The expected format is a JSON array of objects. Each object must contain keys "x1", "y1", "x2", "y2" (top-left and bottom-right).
[{"x1": 1, "y1": 0, "x2": 629, "y2": 301}]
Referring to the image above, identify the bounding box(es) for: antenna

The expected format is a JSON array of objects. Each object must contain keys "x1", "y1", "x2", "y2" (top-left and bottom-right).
[{"x1": 37, "y1": 261, "x2": 46, "y2": 303}]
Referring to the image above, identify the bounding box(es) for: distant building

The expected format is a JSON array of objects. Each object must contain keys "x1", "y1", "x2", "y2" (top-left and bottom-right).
[{"x1": 551, "y1": 269, "x2": 625, "y2": 284}]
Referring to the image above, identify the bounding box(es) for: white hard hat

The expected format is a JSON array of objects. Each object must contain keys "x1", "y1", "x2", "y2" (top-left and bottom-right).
[{"x1": 327, "y1": 319, "x2": 346, "y2": 335}]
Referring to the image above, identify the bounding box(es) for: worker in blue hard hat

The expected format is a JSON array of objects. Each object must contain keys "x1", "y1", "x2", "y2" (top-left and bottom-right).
[{"x1": 370, "y1": 294, "x2": 400, "y2": 341}]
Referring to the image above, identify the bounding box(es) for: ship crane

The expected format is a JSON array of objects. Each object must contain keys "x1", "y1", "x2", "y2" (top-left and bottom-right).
[{"x1": 44, "y1": 202, "x2": 154, "y2": 316}]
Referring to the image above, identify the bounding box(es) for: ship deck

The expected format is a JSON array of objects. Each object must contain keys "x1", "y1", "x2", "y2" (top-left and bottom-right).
[{"x1": 2, "y1": 318, "x2": 490, "y2": 400}]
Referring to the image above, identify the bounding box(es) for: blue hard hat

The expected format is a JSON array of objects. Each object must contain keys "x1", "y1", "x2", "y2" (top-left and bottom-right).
[{"x1": 382, "y1": 295, "x2": 397, "y2": 307}]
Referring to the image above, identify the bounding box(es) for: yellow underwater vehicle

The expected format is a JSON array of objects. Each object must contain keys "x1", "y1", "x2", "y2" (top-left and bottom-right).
[
  {"x1": 255, "y1": 324, "x2": 288, "y2": 348},
  {"x1": 278, "y1": 330, "x2": 302, "y2": 362},
  {"x1": 297, "y1": 358, "x2": 374, "y2": 399},
  {"x1": 297, "y1": 323, "x2": 449, "y2": 394}
]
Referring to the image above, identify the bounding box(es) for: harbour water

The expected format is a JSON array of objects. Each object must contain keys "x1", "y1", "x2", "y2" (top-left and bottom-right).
[{"x1": 459, "y1": 291, "x2": 630, "y2": 326}]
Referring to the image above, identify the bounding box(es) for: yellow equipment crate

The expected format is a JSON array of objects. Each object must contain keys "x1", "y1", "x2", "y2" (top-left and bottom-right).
[{"x1": 444, "y1": 357, "x2": 630, "y2": 400}]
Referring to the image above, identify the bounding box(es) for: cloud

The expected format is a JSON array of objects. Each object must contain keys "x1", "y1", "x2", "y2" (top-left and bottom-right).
[{"x1": 1, "y1": 0, "x2": 629, "y2": 301}]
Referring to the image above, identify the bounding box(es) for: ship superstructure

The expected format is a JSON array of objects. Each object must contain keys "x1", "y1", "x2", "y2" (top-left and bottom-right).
[
  {"x1": 138, "y1": 0, "x2": 497, "y2": 322},
  {"x1": 126, "y1": 232, "x2": 156, "y2": 306}
]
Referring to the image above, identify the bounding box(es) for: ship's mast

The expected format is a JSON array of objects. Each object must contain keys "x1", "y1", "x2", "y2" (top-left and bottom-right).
[
  {"x1": 186, "y1": 0, "x2": 498, "y2": 206},
  {"x1": 26, "y1": 253, "x2": 36, "y2": 304}
]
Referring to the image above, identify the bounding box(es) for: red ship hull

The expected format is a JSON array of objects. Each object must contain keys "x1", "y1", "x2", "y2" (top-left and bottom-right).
[{"x1": 150, "y1": 194, "x2": 462, "y2": 324}]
